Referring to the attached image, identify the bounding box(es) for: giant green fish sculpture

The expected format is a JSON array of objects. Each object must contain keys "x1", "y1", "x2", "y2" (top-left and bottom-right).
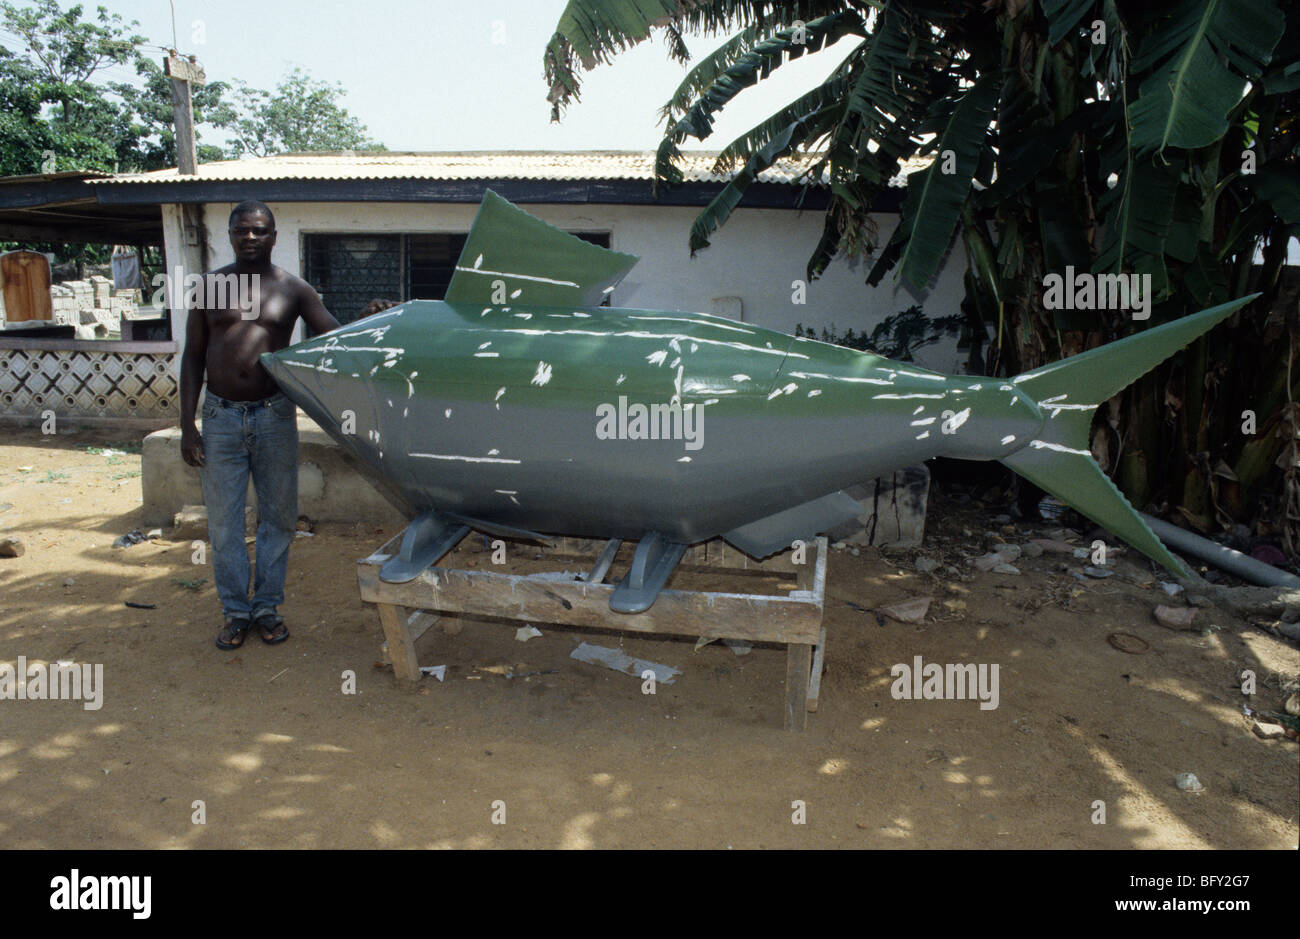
[{"x1": 262, "y1": 190, "x2": 1253, "y2": 611}]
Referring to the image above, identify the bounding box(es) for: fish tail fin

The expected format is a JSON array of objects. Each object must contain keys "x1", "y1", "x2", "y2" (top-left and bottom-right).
[{"x1": 999, "y1": 295, "x2": 1256, "y2": 577}]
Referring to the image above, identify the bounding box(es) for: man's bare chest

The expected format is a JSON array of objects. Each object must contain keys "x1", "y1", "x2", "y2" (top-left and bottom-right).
[{"x1": 202, "y1": 275, "x2": 299, "y2": 330}]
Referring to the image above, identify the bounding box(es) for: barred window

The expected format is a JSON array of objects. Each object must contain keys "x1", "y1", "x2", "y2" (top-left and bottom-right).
[{"x1": 302, "y1": 230, "x2": 612, "y2": 332}]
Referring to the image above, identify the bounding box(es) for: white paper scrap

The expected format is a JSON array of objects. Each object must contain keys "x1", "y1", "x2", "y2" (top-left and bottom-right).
[{"x1": 570, "y1": 642, "x2": 680, "y2": 685}]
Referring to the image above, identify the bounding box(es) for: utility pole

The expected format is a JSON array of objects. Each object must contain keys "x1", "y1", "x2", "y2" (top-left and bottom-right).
[
  {"x1": 162, "y1": 52, "x2": 208, "y2": 347},
  {"x1": 164, "y1": 53, "x2": 204, "y2": 175}
]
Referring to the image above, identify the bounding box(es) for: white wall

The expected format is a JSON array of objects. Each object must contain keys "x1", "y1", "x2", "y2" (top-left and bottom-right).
[
  {"x1": 176, "y1": 199, "x2": 968, "y2": 373},
  {"x1": 160, "y1": 204, "x2": 188, "y2": 345}
]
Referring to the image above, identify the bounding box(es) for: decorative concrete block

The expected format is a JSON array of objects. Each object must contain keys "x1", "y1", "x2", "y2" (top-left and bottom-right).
[
  {"x1": 67, "y1": 280, "x2": 93, "y2": 307},
  {"x1": 89, "y1": 275, "x2": 112, "y2": 305}
]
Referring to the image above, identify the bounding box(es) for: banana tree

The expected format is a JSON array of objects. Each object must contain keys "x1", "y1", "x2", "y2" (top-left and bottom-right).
[{"x1": 544, "y1": 0, "x2": 1299, "y2": 553}]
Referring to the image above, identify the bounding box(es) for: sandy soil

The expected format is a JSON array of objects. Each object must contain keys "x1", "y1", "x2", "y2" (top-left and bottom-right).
[{"x1": 0, "y1": 425, "x2": 1296, "y2": 849}]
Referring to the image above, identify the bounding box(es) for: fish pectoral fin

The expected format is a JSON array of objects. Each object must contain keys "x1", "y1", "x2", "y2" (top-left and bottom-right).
[
  {"x1": 722, "y1": 491, "x2": 863, "y2": 559},
  {"x1": 379, "y1": 511, "x2": 471, "y2": 583},
  {"x1": 610, "y1": 532, "x2": 687, "y2": 614}
]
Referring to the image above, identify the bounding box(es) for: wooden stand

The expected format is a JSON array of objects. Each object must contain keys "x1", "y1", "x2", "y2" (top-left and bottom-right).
[{"x1": 357, "y1": 534, "x2": 828, "y2": 731}]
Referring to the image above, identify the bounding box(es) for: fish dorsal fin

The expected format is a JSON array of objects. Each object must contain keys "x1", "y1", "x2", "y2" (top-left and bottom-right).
[{"x1": 446, "y1": 189, "x2": 639, "y2": 307}]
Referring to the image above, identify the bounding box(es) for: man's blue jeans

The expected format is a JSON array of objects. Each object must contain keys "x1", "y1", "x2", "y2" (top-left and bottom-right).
[{"x1": 199, "y1": 390, "x2": 298, "y2": 622}]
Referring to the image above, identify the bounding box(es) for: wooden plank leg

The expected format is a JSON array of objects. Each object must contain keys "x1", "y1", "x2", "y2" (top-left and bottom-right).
[
  {"x1": 807, "y1": 626, "x2": 827, "y2": 713},
  {"x1": 784, "y1": 643, "x2": 813, "y2": 732},
  {"x1": 376, "y1": 603, "x2": 420, "y2": 683},
  {"x1": 407, "y1": 609, "x2": 439, "y2": 643}
]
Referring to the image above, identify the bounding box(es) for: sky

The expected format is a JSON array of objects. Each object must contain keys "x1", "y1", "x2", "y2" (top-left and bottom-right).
[{"x1": 69, "y1": 0, "x2": 861, "y2": 153}]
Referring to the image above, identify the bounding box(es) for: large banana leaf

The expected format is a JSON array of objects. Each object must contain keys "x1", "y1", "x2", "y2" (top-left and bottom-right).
[
  {"x1": 544, "y1": 0, "x2": 684, "y2": 119},
  {"x1": 1094, "y1": 139, "x2": 1180, "y2": 277},
  {"x1": 687, "y1": 116, "x2": 817, "y2": 253},
  {"x1": 545, "y1": 0, "x2": 852, "y2": 118},
  {"x1": 894, "y1": 72, "x2": 1000, "y2": 290},
  {"x1": 710, "y1": 69, "x2": 850, "y2": 174},
  {"x1": 659, "y1": 24, "x2": 763, "y2": 121},
  {"x1": 1041, "y1": 0, "x2": 1094, "y2": 46},
  {"x1": 661, "y1": 11, "x2": 863, "y2": 125},
  {"x1": 655, "y1": 12, "x2": 865, "y2": 182},
  {"x1": 1253, "y1": 166, "x2": 1300, "y2": 223},
  {"x1": 1127, "y1": 0, "x2": 1284, "y2": 154}
]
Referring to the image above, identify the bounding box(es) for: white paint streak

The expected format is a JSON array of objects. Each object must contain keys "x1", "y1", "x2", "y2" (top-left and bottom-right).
[
  {"x1": 896, "y1": 370, "x2": 946, "y2": 382},
  {"x1": 626, "y1": 315, "x2": 754, "y2": 335},
  {"x1": 1029, "y1": 440, "x2": 1092, "y2": 456},
  {"x1": 788, "y1": 370, "x2": 892, "y2": 385},
  {"x1": 280, "y1": 360, "x2": 337, "y2": 374},
  {"x1": 454, "y1": 265, "x2": 579, "y2": 287},
  {"x1": 409, "y1": 452, "x2": 522, "y2": 465}
]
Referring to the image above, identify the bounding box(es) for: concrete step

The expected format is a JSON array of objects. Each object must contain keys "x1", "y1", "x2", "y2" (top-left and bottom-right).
[{"x1": 141, "y1": 414, "x2": 406, "y2": 529}]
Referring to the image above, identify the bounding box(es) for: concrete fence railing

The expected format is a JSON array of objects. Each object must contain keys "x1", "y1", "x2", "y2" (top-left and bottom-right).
[{"x1": 0, "y1": 338, "x2": 179, "y2": 428}]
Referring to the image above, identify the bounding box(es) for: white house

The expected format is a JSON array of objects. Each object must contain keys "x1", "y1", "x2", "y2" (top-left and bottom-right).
[{"x1": 101, "y1": 151, "x2": 968, "y2": 372}]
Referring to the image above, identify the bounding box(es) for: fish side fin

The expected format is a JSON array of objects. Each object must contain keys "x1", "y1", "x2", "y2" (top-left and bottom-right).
[
  {"x1": 1001, "y1": 295, "x2": 1256, "y2": 577},
  {"x1": 379, "y1": 511, "x2": 471, "y2": 583},
  {"x1": 722, "y1": 491, "x2": 864, "y2": 559},
  {"x1": 610, "y1": 532, "x2": 687, "y2": 614},
  {"x1": 446, "y1": 189, "x2": 640, "y2": 308}
]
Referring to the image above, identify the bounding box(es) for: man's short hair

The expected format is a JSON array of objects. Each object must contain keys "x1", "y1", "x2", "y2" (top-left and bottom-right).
[{"x1": 229, "y1": 200, "x2": 275, "y2": 230}]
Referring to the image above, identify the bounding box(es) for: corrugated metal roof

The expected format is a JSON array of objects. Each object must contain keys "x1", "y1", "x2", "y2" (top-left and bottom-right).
[
  {"x1": 0, "y1": 170, "x2": 112, "y2": 186},
  {"x1": 100, "y1": 151, "x2": 927, "y2": 187}
]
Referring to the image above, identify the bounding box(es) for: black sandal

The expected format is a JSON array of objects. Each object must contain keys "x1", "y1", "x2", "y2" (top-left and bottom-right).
[
  {"x1": 216, "y1": 617, "x2": 250, "y2": 650},
  {"x1": 253, "y1": 611, "x2": 289, "y2": 645}
]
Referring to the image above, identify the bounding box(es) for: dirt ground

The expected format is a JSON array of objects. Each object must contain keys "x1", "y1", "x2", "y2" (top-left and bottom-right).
[{"x1": 1, "y1": 425, "x2": 1296, "y2": 849}]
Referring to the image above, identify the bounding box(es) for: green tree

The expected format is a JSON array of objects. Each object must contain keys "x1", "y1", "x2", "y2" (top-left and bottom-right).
[
  {"x1": 109, "y1": 59, "x2": 238, "y2": 171},
  {"x1": 0, "y1": 0, "x2": 144, "y2": 175},
  {"x1": 545, "y1": 0, "x2": 1300, "y2": 551},
  {"x1": 0, "y1": 0, "x2": 235, "y2": 176},
  {"x1": 226, "y1": 66, "x2": 384, "y2": 157}
]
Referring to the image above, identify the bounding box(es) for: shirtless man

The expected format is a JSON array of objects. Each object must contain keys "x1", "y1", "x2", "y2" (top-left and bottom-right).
[{"x1": 179, "y1": 200, "x2": 347, "y2": 650}]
